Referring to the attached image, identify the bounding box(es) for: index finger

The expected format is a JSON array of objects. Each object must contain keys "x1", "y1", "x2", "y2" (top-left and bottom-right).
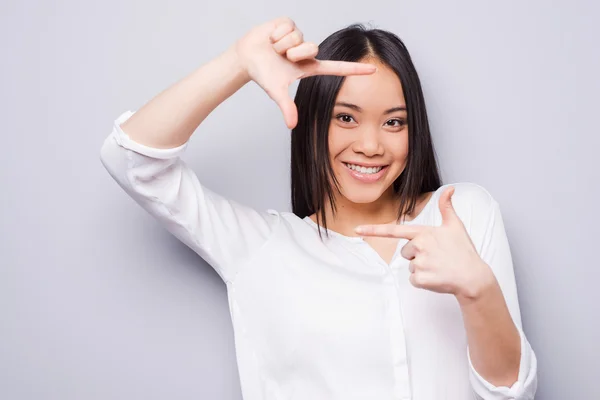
[
  {"x1": 308, "y1": 60, "x2": 377, "y2": 77},
  {"x1": 355, "y1": 224, "x2": 425, "y2": 240}
]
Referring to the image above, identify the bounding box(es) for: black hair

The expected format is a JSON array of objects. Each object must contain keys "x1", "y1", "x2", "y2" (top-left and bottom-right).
[{"x1": 291, "y1": 23, "x2": 442, "y2": 237}]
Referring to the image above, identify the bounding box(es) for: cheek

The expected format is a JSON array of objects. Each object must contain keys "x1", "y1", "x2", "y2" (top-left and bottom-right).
[
  {"x1": 328, "y1": 128, "x2": 352, "y2": 161},
  {"x1": 386, "y1": 136, "x2": 409, "y2": 165}
]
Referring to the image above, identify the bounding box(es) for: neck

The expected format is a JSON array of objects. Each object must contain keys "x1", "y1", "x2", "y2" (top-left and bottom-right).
[
  {"x1": 309, "y1": 189, "x2": 433, "y2": 237},
  {"x1": 314, "y1": 189, "x2": 402, "y2": 237}
]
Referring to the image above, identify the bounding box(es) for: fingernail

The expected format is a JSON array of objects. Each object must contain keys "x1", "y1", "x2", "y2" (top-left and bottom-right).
[{"x1": 355, "y1": 226, "x2": 365, "y2": 234}]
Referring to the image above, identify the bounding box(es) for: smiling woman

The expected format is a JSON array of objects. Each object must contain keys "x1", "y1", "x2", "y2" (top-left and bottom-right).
[
  {"x1": 292, "y1": 26, "x2": 441, "y2": 236},
  {"x1": 100, "y1": 17, "x2": 537, "y2": 400}
]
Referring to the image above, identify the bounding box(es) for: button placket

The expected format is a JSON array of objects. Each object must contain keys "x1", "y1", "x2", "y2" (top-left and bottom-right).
[
  {"x1": 341, "y1": 239, "x2": 413, "y2": 399},
  {"x1": 385, "y1": 273, "x2": 412, "y2": 399},
  {"x1": 374, "y1": 254, "x2": 411, "y2": 400}
]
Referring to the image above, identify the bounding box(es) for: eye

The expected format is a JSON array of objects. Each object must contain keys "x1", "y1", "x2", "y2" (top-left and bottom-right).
[
  {"x1": 385, "y1": 118, "x2": 407, "y2": 128},
  {"x1": 335, "y1": 114, "x2": 356, "y2": 124}
]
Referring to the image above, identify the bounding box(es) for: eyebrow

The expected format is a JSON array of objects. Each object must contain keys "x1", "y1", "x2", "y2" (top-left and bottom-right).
[{"x1": 335, "y1": 102, "x2": 407, "y2": 115}]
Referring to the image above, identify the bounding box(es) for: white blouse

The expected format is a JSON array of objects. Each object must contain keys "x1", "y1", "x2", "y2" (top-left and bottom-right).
[{"x1": 100, "y1": 110, "x2": 538, "y2": 400}]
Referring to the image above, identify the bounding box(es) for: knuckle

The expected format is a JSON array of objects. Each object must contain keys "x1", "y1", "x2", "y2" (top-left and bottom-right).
[
  {"x1": 409, "y1": 260, "x2": 417, "y2": 272},
  {"x1": 284, "y1": 17, "x2": 295, "y2": 28},
  {"x1": 411, "y1": 238, "x2": 426, "y2": 254},
  {"x1": 411, "y1": 241, "x2": 422, "y2": 253},
  {"x1": 410, "y1": 272, "x2": 425, "y2": 287},
  {"x1": 284, "y1": 22, "x2": 295, "y2": 33},
  {"x1": 412, "y1": 256, "x2": 423, "y2": 268},
  {"x1": 415, "y1": 273, "x2": 429, "y2": 287},
  {"x1": 286, "y1": 49, "x2": 299, "y2": 61},
  {"x1": 292, "y1": 30, "x2": 303, "y2": 44},
  {"x1": 409, "y1": 275, "x2": 416, "y2": 287},
  {"x1": 400, "y1": 249, "x2": 408, "y2": 260},
  {"x1": 305, "y1": 42, "x2": 319, "y2": 54},
  {"x1": 275, "y1": 17, "x2": 294, "y2": 29},
  {"x1": 413, "y1": 274, "x2": 422, "y2": 286},
  {"x1": 400, "y1": 245, "x2": 411, "y2": 259}
]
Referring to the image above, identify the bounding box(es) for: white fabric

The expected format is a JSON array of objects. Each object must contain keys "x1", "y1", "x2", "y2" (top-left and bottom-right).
[{"x1": 100, "y1": 110, "x2": 538, "y2": 400}]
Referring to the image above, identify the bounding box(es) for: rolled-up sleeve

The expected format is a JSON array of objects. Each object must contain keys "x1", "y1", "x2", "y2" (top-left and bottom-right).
[
  {"x1": 100, "y1": 110, "x2": 279, "y2": 283},
  {"x1": 468, "y1": 198, "x2": 538, "y2": 399},
  {"x1": 469, "y1": 326, "x2": 537, "y2": 399}
]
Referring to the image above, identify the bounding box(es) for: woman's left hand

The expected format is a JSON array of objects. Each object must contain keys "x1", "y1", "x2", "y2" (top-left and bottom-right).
[{"x1": 355, "y1": 186, "x2": 496, "y2": 300}]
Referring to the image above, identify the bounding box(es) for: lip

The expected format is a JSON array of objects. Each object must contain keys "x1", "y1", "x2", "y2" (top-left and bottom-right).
[
  {"x1": 343, "y1": 161, "x2": 387, "y2": 168},
  {"x1": 343, "y1": 162, "x2": 388, "y2": 183}
]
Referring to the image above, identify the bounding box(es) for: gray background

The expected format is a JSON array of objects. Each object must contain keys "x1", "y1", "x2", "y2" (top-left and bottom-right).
[{"x1": 1, "y1": 0, "x2": 598, "y2": 399}]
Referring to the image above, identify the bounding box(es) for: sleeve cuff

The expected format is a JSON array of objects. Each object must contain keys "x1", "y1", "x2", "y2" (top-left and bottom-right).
[
  {"x1": 111, "y1": 110, "x2": 189, "y2": 160},
  {"x1": 468, "y1": 327, "x2": 537, "y2": 399}
]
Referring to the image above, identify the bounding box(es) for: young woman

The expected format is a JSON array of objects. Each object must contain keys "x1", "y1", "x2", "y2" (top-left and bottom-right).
[{"x1": 100, "y1": 17, "x2": 537, "y2": 400}]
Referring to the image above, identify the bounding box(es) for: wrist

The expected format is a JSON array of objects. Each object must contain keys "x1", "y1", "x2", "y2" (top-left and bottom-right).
[
  {"x1": 224, "y1": 45, "x2": 251, "y2": 85},
  {"x1": 455, "y1": 261, "x2": 498, "y2": 306}
]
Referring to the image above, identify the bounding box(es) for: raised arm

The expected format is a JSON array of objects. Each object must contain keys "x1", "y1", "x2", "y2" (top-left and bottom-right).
[
  {"x1": 119, "y1": 16, "x2": 377, "y2": 145},
  {"x1": 100, "y1": 17, "x2": 377, "y2": 283}
]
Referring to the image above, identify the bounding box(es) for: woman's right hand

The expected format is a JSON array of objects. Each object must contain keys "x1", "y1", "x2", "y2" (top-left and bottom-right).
[{"x1": 234, "y1": 17, "x2": 377, "y2": 129}]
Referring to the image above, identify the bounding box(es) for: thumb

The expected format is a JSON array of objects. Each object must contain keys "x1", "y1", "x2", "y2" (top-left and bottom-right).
[
  {"x1": 270, "y1": 86, "x2": 298, "y2": 129},
  {"x1": 439, "y1": 186, "x2": 459, "y2": 225}
]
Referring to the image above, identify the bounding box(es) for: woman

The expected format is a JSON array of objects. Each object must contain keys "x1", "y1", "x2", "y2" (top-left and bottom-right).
[{"x1": 100, "y1": 17, "x2": 537, "y2": 400}]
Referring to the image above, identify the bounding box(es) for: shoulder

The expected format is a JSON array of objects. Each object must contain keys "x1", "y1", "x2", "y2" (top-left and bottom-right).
[
  {"x1": 263, "y1": 209, "x2": 312, "y2": 236},
  {"x1": 432, "y1": 182, "x2": 497, "y2": 219},
  {"x1": 437, "y1": 182, "x2": 494, "y2": 204},
  {"x1": 430, "y1": 182, "x2": 499, "y2": 233}
]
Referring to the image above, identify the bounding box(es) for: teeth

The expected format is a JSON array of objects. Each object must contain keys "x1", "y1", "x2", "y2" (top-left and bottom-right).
[{"x1": 344, "y1": 163, "x2": 383, "y2": 174}]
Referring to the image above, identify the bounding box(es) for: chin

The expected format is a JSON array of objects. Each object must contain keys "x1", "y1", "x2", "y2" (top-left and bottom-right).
[
  {"x1": 337, "y1": 183, "x2": 388, "y2": 204},
  {"x1": 345, "y1": 193, "x2": 384, "y2": 204}
]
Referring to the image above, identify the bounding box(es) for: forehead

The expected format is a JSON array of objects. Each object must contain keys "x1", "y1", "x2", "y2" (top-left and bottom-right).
[{"x1": 335, "y1": 61, "x2": 405, "y2": 107}]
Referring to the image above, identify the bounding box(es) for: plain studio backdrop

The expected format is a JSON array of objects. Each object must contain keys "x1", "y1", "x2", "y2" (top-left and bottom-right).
[{"x1": 1, "y1": 0, "x2": 598, "y2": 399}]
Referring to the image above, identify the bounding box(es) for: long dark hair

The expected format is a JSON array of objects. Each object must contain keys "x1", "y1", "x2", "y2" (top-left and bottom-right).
[{"x1": 291, "y1": 24, "x2": 442, "y2": 236}]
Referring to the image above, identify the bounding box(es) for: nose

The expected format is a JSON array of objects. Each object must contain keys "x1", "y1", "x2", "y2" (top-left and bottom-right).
[{"x1": 352, "y1": 127, "x2": 384, "y2": 157}]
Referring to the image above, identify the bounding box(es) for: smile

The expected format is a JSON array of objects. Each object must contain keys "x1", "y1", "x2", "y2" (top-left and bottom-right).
[
  {"x1": 343, "y1": 163, "x2": 384, "y2": 174},
  {"x1": 343, "y1": 162, "x2": 388, "y2": 183}
]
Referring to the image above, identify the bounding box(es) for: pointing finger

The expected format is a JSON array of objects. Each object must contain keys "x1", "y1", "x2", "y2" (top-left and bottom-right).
[
  {"x1": 354, "y1": 224, "x2": 425, "y2": 240},
  {"x1": 308, "y1": 60, "x2": 377, "y2": 77}
]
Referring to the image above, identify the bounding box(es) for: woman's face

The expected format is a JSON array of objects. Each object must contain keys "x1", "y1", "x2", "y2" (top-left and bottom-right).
[{"x1": 328, "y1": 59, "x2": 409, "y2": 205}]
